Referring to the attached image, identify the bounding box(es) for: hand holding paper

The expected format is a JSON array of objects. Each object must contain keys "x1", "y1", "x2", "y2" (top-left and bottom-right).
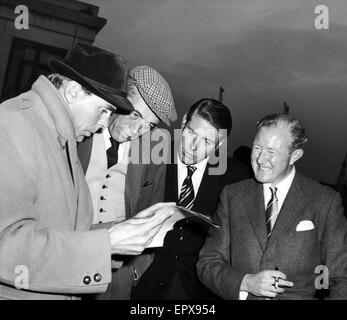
[
  {"x1": 108, "y1": 202, "x2": 176, "y2": 255},
  {"x1": 147, "y1": 205, "x2": 220, "y2": 248}
]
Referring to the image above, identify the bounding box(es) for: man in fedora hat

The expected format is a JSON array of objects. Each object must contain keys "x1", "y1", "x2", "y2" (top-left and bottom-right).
[
  {"x1": 0, "y1": 43, "x2": 174, "y2": 300},
  {"x1": 77, "y1": 65, "x2": 178, "y2": 299}
]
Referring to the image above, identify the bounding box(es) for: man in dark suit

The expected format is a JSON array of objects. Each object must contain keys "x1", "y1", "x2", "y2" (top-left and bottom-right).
[
  {"x1": 197, "y1": 113, "x2": 347, "y2": 300},
  {"x1": 132, "y1": 98, "x2": 249, "y2": 300},
  {"x1": 77, "y1": 65, "x2": 178, "y2": 299}
]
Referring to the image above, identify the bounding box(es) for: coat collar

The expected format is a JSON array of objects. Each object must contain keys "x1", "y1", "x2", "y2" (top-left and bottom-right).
[
  {"x1": 31, "y1": 75, "x2": 76, "y2": 142},
  {"x1": 245, "y1": 180, "x2": 268, "y2": 252}
]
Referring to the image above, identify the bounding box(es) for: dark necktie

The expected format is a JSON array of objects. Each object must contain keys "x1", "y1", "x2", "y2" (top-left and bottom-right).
[
  {"x1": 178, "y1": 165, "x2": 197, "y2": 210},
  {"x1": 106, "y1": 137, "x2": 120, "y2": 169},
  {"x1": 265, "y1": 187, "x2": 278, "y2": 237}
]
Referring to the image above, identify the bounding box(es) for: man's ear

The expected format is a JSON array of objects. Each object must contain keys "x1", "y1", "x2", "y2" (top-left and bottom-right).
[
  {"x1": 289, "y1": 149, "x2": 304, "y2": 165},
  {"x1": 64, "y1": 81, "x2": 81, "y2": 104},
  {"x1": 181, "y1": 113, "x2": 188, "y2": 129}
]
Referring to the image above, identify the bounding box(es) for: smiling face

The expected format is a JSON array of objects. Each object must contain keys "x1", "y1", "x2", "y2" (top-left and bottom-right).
[
  {"x1": 251, "y1": 124, "x2": 303, "y2": 186},
  {"x1": 178, "y1": 114, "x2": 225, "y2": 165},
  {"x1": 108, "y1": 87, "x2": 159, "y2": 142}
]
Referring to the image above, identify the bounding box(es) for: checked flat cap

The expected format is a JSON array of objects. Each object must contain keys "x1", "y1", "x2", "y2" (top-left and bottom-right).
[{"x1": 129, "y1": 65, "x2": 177, "y2": 126}]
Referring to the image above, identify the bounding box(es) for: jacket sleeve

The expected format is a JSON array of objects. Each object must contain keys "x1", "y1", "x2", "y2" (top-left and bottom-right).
[
  {"x1": 0, "y1": 112, "x2": 111, "y2": 295},
  {"x1": 197, "y1": 185, "x2": 246, "y2": 300},
  {"x1": 321, "y1": 192, "x2": 347, "y2": 299}
]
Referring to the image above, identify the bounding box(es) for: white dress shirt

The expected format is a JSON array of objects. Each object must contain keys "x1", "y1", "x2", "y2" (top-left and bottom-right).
[
  {"x1": 263, "y1": 166, "x2": 296, "y2": 214},
  {"x1": 176, "y1": 153, "x2": 209, "y2": 199},
  {"x1": 103, "y1": 129, "x2": 130, "y2": 165}
]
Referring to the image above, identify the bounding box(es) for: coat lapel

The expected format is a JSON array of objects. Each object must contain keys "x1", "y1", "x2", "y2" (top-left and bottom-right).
[
  {"x1": 245, "y1": 181, "x2": 268, "y2": 252},
  {"x1": 125, "y1": 162, "x2": 144, "y2": 218},
  {"x1": 77, "y1": 135, "x2": 94, "y2": 174},
  {"x1": 192, "y1": 163, "x2": 223, "y2": 215},
  {"x1": 266, "y1": 173, "x2": 305, "y2": 249},
  {"x1": 164, "y1": 163, "x2": 178, "y2": 202}
]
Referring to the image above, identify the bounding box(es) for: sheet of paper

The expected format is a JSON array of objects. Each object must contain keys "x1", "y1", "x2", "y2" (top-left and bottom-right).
[
  {"x1": 146, "y1": 206, "x2": 220, "y2": 248},
  {"x1": 146, "y1": 210, "x2": 186, "y2": 248},
  {"x1": 176, "y1": 206, "x2": 220, "y2": 228}
]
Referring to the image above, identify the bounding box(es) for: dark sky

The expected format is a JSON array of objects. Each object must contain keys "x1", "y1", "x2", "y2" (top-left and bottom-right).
[{"x1": 85, "y1": 0, "x2": 347, "y2": 184}]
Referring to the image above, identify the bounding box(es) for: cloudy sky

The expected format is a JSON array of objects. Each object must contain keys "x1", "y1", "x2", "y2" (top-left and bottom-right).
[{"x1": 84, "y1": 0, "x2": 347, "y2": 184}]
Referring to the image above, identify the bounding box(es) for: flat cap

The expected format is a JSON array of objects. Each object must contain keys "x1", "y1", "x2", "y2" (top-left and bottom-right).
[{"x1": 130, "y1": 65, "x2": 177, "y2": 126}]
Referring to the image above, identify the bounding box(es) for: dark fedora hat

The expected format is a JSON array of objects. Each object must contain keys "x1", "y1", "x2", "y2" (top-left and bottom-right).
[{"x1": 48, "y1": 42, "x2": 133, "y2": 111}]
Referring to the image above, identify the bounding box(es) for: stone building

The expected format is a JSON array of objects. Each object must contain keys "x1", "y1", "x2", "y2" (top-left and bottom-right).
[{"x1": 0, "y1": 0, "x2": 106, "y2": 101}]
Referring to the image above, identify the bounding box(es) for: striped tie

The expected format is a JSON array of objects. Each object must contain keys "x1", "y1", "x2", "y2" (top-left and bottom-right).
[
  {"x1": 265, "y1": 187, "x2": 278, "y2": 237},
  {"x1": 178, "y1": 165, "x2": 197, "y2": 210}
]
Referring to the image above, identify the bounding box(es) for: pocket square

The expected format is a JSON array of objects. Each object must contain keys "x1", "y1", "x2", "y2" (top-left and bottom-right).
[{"x1": 296, "y1": 220, "x2": 314, "y2": 231}]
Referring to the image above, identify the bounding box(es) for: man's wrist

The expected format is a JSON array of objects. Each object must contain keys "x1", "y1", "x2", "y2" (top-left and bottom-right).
[{"x1": 240, "y1": 274, "x2": 250, "y2": 292}]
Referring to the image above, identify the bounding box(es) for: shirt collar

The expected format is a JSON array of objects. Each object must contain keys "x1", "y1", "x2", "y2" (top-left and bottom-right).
[
  {"x1": 263, "y1": 166, "x2": 296, "y2": 195},
  {"x1": 176, "y1": 153, "x2": 209, "y2": 173},
  {"x1": 104, "y1": 128, "x2": 111, "y2": 149}
]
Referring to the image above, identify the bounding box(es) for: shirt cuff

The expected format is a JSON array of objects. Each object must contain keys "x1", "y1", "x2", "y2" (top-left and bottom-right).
[{"x1": 239, "y1": 290, "x2": 248, "y2": 300}]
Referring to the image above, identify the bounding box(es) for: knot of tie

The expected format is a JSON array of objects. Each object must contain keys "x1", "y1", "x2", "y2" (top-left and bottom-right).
[
  {"x1": 109, "y1": 137, "x2": 119, "y2": 149},
  {"x1": 270, "y1": 186, "x2": 278, "y2": 198},
  {"x1": 187, "y1": 165, "x2": 196, "y2": 177}
]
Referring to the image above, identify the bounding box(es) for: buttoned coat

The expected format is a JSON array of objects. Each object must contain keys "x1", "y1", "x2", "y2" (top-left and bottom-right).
[
  {"x1": 0, "y1": 76, "x2": 111, "y2": 300},
  {"x1": 197, "y1": 173, "x2": 347, "y2": 300}
]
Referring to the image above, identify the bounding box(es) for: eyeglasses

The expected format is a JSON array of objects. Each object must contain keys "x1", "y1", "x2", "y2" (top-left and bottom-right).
[{"x1": 128, "y1": 110, "x2": 156, "y2": 130}]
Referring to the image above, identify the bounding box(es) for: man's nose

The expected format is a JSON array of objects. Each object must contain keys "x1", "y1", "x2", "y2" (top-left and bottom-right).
[
  {"x1": 257, "y1": 150, "x2": 268, "y2": 163},
  {"x1": 190, "y1": 136, "x2": 198, "y2": 151},
  {"x1": 130, "y1": 121, "x2": 142, "y2": 134}
]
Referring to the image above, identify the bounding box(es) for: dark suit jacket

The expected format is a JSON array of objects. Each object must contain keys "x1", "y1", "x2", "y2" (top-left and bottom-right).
[
  {"x1": 132, "y1": 156, "x2": 249, "y2": 300},
  {"x1": 77, "y1": 130, "x2": 167, "y2": 299},
  {"x1": 197, "y1": 173, "x2": 347, "y2": 300}
]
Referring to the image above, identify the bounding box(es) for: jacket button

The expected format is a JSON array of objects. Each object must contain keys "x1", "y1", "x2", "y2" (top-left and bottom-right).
[
  {"x1": 106, "y1": 174, "x2": 111, "y2": 178},
  {"x1": 100, "y1": 196, "x2": 106, "y2": 200},
  {"x1": 99, "y1": 208, "x2": 105, "y2": 213},
  {"x1": 175, "y1": 255, "x2": 179, "y2": 260},
  {"x1": 159, "y1": 282, "x2": 164, "y2": 287},
  {"x1": 94, "y1": 273, "x2": 102, "y2": 282},
  {"x1": 102, "y1": 185, "x2": 108, "y2": 189},
  {"x1": 83, "y1": 276, "x2": 91, "y2": 285}
]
